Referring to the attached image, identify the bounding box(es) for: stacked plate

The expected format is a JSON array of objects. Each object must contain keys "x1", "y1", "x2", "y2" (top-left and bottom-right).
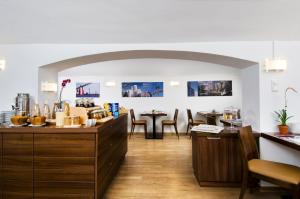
[
  {"x1": 1, "y1": 111, "x2": 15, "y2": 124},
  {"x1": 0, "y1": 112, "x2": 4, "y2": 123}
]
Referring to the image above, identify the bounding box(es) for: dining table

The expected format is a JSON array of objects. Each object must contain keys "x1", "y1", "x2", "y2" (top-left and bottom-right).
[{"x1": 140, "y1": 111, "x2": 167, "y2": 139}]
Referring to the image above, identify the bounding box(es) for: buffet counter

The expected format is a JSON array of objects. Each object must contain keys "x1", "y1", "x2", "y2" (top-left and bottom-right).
[{"x1": 0, "y1": 113, "x2": 128, "y2": 198}]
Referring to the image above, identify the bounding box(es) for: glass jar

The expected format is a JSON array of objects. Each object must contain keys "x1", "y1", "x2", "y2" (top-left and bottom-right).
[
  {"x1": 32, "y1": 104, "x2": 41, "y2": 117},
  {"x1": 43, "y1": 103, "x2": 51, "y2": 119}
]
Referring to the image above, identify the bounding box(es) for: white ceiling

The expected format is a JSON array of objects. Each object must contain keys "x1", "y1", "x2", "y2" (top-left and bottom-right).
[{"x1": 0, "y1": 0, "x2": 300, "y2": 43}]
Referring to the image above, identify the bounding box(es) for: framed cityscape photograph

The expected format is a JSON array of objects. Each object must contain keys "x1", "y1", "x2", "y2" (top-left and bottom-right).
[
  {"x1": 187, "y1": 80, "x2": 232, "y2": 97},
  {"x1": 122, "y1": 82, "x2": 164, "y2": 97},
  {"x1": 76, "y1": 82, "x2": 100, "y2": 98}
]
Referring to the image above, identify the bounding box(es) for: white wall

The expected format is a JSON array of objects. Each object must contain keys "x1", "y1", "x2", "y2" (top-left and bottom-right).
[
  {"x1": 58, "y1": 59, "x2": 243, "y2": 132},
  {"x1": 0, "y1": 42, "x2": 299, "y2": 165},
  {"x1": 241, "y1": 64, "x2": 260, "y2": 131}
]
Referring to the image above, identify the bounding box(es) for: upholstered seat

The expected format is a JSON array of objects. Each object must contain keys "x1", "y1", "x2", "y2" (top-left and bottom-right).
[
  {"x1": 162, "y1": 120, "x2": 175, "y2": 125},
  {"x1": 249, "y1": 159, "x2": 300, "y2": 185},
  {"x1": 134, "y1": 120, "x2": 147, "y2": 124},
  {"x1": 193, "y1": 119, "x2": 205, "y2": 124},
  {"x1": 239, "y1": 126, "x2": 300, "y2": 199}
]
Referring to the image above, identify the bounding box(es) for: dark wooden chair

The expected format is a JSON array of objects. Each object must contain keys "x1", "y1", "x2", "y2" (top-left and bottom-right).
[
  {"x1": 206, "y1": 116, "x2": 217, "y2": 125},
  {"x1": 162, "y1": 109, "x2": 179, "y2": 139},
  {"x1": 186, "y1": 109, "x2": 205, "y2": 136},
  {"x1": 239, "y1": 126, "x2": 300, "y2": 199},
  {"x1": 129, "y1": 109, "x2": 147, "y2": 138}
]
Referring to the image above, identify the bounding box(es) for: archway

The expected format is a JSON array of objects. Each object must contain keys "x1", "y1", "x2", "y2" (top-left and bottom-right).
[{"x1": 38, "y1": 49, "x2": 259, "y2": 129}]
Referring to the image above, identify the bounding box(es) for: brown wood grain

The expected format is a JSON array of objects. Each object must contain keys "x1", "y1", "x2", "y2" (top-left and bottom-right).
[
  {"x1": 34, "y1": 157, "x2": 95, "y2": 182},
  {"x1": 192, "y1": 132, "x2": 242, "y2": 186},
  {"x1": 34, "y1": 133, "x2": 95, "y2": 157},
  {"x1": 34, "y1": 181, "x2": 95, "y2": 199},
  {"x1": 97, "y1": 115, "x2": 128, "y2": 198},
  {"x1": 0, "y1": 114, "x2": 128, "y2": 198},
  {"x1": 2, "y1": 133, "x2": 33, "y2": 198}
]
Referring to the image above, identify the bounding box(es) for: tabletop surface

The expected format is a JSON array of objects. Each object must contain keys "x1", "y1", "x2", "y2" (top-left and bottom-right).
[
  {"x1": 197, "y1": 111, "x2": 223, "y2": 116},
  {"x1": 141, "y1": 112, "x2": 167, "y2": 116},
  {"x1": 261, "y1": 133, "x2": 300, "y2": 151}
]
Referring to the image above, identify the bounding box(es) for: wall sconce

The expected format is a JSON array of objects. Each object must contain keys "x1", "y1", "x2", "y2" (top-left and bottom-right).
[
  {"x1": 41, "y1": 82, "x2": 58, "y2": 92},
  {"x1": 105, "y1": 81, "x2": 116, "y2": 87},
  {"x1": 170, "y1": 81, "x2": 180, "y2": 87},
  {"x1": 264, "y1": 41, "x2": 287, "y2": 72},
  {"x1": 0, "y1": 59, "x2": 6, "y2": 71}
]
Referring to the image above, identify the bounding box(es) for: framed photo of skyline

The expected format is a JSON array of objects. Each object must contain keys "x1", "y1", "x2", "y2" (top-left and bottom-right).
[
  {"x1": 122, "y1": 82, "x2": 164, "y2": 97},
  {"x1": 76, "y1": 82, "x2": 100, "y2": 98},
  {"x1": 187, "y1": 80, "x2": 232, "y2": 97}
]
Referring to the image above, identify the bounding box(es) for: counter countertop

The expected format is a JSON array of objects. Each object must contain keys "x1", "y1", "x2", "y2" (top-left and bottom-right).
[
  {"x1": 261, "y1": 133, "x2": 300, "y2": 151},
  {"x1": 192, "y1": 127, "x2": 260, "y2": 137},
  {"x1": 0, "y1": 114, "x2": 127, "y2": 134}
]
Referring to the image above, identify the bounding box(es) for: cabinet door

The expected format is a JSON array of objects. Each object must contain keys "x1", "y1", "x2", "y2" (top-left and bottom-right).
[
  {"x1": 2, "y1": 133, "x2": 33, "y2": 199},
  {"x1": 34, "y1": 134, "x2": 95, "y2": 199},
  {"x1": 196, "y1": 136, "x2": 242, "y2": 184}
]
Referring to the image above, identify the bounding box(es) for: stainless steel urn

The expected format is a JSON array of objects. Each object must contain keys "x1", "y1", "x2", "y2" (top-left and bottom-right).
[{"x1": 15, "y1": 93, "x2": 30, "y2": 116}]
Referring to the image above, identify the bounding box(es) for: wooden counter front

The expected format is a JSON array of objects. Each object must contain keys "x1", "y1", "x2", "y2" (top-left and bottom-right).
[
  {"x1": 0, "y1": 114, "x2": 128, "y2": 199},
  {"x1": 192, "y1": 128, "x2": 259, "y2": 187},
  {"x1": 192, "y1": 128, "x2": 242, "y2": 187}
]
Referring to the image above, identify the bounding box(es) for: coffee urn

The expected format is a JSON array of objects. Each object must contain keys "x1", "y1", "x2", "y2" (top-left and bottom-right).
[{"x1": 14, "y1": 93, "x2": 30, "y2": 116}]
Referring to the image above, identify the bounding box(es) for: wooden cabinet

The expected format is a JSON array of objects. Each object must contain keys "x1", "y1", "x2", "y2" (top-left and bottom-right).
[
  {"x1": 2, "y1": 133, "x2": 33, "y2": 199},
  {"x1": 0, "y1": 114, "x2": 128, "y2": 199},
  {"x1": 97, "y1": 115, "x2": 128, "y2": 198},
  {"x1": 192, "y1": 131, "x2": 242, "y2": 187},
  {"x1": 34, "y1": 134, "x2": 96, "y2": 198}
]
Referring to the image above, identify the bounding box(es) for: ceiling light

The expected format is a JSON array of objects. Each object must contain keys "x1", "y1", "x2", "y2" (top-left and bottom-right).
[
  {"x1": 264, "y1": 41, "x2": 287, "y2": 72},
  {"x1": 0, "y1": 59, "x2": 5, "y2": 71}
]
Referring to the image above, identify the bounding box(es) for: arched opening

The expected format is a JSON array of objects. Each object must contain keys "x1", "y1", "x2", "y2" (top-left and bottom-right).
[{"x1": 38, "y1": 49, "x2": 260, "y2": 130}]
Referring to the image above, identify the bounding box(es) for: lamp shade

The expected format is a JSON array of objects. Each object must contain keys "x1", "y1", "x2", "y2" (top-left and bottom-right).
[
  {"x1": 0, "y1": 59, "x2": 5, "y2": 71},
  {"x1": 264, "y1": 58, "x2": 287, "y2": 71},
  {"x1": 170, "y1": 81, "x2": 180, "y2": 87},
  {"x1": 41, "y1": 82, "x2": 58, "y2": 92},
  {"x1": 105, "y1": 81, "x2": 116, "y2": 87}
]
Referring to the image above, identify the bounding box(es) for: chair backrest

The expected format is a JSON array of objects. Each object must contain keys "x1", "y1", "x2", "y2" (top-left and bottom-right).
[
  {"x1": 129, "y1": 109, "x2": 135, "y2": 122},
  {"x1": 238, "y1": 126, "x2": 259, "y2": 163},
  {"x1": 173, "y1": 109, "x2": 179, "y2": 122},
  {"x1": 187, "y1": 109, "x2": 193, "y2": 123},
  {"x1": 207, "y1": 116, "x2": 216, "y2": 125}
]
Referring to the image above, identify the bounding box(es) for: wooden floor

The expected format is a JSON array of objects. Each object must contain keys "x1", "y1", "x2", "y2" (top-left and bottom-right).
[{"x1": 104, "y1": 133, "x2": 281, "y2": 199}]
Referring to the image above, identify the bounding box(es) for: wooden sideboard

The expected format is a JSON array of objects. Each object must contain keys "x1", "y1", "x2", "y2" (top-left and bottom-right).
[
  {"x1": 0, "y1": 114, "x2": 128, "y2": 199},
  {"x1": 192, "y1": 128, "x2": 252, "y2": 187}
]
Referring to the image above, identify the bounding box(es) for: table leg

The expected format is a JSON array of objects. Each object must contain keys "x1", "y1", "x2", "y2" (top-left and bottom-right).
[{"x1": 153, "y1": 115, "x2": 156, "y2": 139}]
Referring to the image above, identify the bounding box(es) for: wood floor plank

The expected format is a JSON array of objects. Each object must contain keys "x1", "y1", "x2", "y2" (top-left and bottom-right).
[{"x1": 104, "y1": 134, "x2": 282, "y2": 199}]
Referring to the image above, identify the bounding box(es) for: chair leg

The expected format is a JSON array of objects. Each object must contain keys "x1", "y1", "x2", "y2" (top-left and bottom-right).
[
  {"x1": 162, "y1": 124, "x2": 164, "y2": 138},
  {"x1": 174, "y1": 124, "x2": 179, "y2": 139},
  {"x1": 130, "y1": 124, "x2": 134, "y2": 138},
  {"x1": 239, "y1": 172, "x2": 248, "y2": 199},
  {"x1": 144, "y1": 124, "x2": 147, "y2": 139},
  {"x1": 293, "y1": 185, "x2": 300, "y2": 199},
  {"x1": 186, "y1": 123, "x2": 190, "y2": 135}
]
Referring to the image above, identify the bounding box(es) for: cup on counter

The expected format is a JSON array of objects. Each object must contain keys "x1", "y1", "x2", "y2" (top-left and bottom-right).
[{"x1": 86, "y1": 119, "x2": 97, "y2": 127}]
